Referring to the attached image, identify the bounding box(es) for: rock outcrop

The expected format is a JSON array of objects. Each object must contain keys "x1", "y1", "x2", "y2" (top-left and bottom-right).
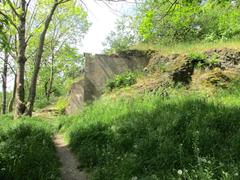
[
  {"x1": 66, "y1": 79, "x2": 85, "y2": 114},
  {"x1": 66, "y1": 48, "x2": 240, "y2": 114},
  {"x1": 66, "y1": 50, "x2": 152, "y2": 114}
]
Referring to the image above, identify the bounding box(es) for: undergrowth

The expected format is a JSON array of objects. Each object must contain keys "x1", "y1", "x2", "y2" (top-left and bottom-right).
[
  {"x1": 0, "y1": 116, "x2": 60, "y2": 180},
  {"x1": 59, "y1": 85, "x2": 240, "y2": 180},
  {"x1": 106, "y1": 72, "x2": 137, "y2": 91}
]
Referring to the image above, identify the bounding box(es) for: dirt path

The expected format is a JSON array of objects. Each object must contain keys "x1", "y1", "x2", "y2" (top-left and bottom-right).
[{"x1": 53, "y1": 134, "x2": 88, "y2": 180}]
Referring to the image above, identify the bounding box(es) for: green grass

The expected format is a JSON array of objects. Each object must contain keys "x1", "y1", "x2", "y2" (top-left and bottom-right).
[
  {"x1": 131, "y1": 39, "x2": 240, "y2": 55},
  {"x1": 58, "y1": 85, "x2": 240, "y2": 180},
  {"x1": 0, "y1": 116, "x2": 60, "y2": 180}
]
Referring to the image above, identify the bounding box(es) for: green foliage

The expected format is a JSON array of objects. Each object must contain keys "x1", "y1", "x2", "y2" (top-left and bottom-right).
[
  {"x1": 188, "y1": 52, "x2": 207, "y2": 63},
  {"x1": 136, "y1": 0, "x2": 240, "y2": 44},
  {"x1": 0, "y1": 117, "x2": 60, "y2": 180},
  {"x1": 55, "y1": 97, "x2": 68, "y2": 114},
  {"x1": 103, "y1": 15, "x2": 138, "y2": 54},
  {"x1": 35, "y1": 98, "x2": 50, "y2": 109},
  {"x1": 206, "y1": 54, "x2": 221, "y2": 68},
  {"x1": 0, "y1": 5, "x2": 13, "y2": 50},
  {"x1": 188, "y1": 52, "x2": 221, "y2": 69},
  {"x1": 106, "y1": 72, "x2": 137, "y2": 91},
  {"x1": 25, "y1": 0, "x2": 89, "y2": 107},
  {"x1": 59, "y1": 87, "x2": 240, "y2": 179}
]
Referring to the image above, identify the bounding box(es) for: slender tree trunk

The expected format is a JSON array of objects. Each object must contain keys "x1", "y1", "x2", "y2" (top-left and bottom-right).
[
  {"x1": 46, "y1": 54, "x2": 54, "y2": 102},
  {"x1": 25, "y1": 3, "x2": 58, "y2": 116},
  {"x1": 15, "y1": 0, "x2": 27, "y2": 117},
  {"x1": 1, "y1": 51, "x2": 8, "y2": 114},
  {"x1": 8, "y1": 74, "x2": 16, "y2": 112}
]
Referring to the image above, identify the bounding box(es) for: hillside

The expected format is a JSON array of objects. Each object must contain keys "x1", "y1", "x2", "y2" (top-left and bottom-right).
[
  {"x1": 2, "y1": 0, "x2": 240, "y2": 179},
  {"x1": 56, "y1": 47, "x2": 240, "y2": 179},
  {"x1": 2, "y1": 45, "x2": 240, "y2": 180}
]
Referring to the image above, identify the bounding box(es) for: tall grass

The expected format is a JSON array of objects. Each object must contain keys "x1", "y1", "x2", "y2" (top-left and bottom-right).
[
  {"x1": 0, "y1": 116, "x2": 60, "y2": 180},
  {"x1": 59, "y1": 86, "x2": 240, "y2": 179}
]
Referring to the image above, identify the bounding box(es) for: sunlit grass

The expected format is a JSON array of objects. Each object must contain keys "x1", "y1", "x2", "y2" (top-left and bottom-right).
[
  {"x1": 131, "y1": 39, "x2": 240, "y2": 55},
  {"x1": 59, "y1": 85, "x2": 240, "y2": 179}
]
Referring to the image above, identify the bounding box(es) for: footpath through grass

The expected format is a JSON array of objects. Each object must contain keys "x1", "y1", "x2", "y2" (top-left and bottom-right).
[
  {"x1": 58, "y1": 84, "x2": 240, "y2": 180},
  {"x1": 0, "y1": 115, "x2": 60, "y2": 180},
  {"x1": 1, "y1": 83, "x2": 240, "y2": 180}
]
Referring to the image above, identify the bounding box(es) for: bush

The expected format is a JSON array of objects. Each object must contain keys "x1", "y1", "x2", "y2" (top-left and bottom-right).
[
  {"x1": 206, "y1": 54, "x2": 221, "y2": 68},
  {"x1": 106, "y1": 72, "x2": 137, "y2": 91},
  {"x1": 0, "y1": 117, "x2": 60, "y2": 180},
  {"x1": 188, "y1": 52, "x2": 207, "y2": 64}
]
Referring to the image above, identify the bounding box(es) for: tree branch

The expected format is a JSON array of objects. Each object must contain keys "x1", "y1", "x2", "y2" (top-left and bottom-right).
[
  {"x1": 5, "y1": 0, "x2": 20, "y2": 17},
  {"x1": 0, "y1": 11, "x2": 18, "y2": 30}
]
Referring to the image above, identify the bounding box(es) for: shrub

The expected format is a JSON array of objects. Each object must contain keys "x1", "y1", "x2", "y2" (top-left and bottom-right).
[
  {"x1": 106, "y1": 72, "x2": 137, "y2": 91},
  {"x1": 206, "y1": 54, "x2": 221, "y2": 68},
  {"x1": 188, "y1": 52, "x2": 207, "y2": 64}
]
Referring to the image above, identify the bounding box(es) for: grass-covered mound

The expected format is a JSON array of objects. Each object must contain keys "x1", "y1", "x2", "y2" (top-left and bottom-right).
[
  {"x1": 59, "y1": 85, "x2": 240, "y2": 180},
  {"x1": 0, "y1": 116, "x2": 60, "y2": 180}
]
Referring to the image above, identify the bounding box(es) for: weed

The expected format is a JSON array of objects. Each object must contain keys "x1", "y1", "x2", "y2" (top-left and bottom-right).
[
  {"x1": 106, "y1": 72, "x2": 137, "y2": 91},
  {"x1": 188, "y1": 52, "x2": 207, "y2": 66}
]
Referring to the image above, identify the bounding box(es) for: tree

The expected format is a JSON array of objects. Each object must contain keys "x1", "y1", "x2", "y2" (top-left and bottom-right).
[
  {"x1": 0, "y1": 50, "x2": 8, "y2": 114},
  {"x1": 24, "y1": 0, "x2": 73, "y2": 116},
  {"x1": 136, "y1": 0, "x2": 240, "y2": 44},
  {"x1": 25, "y1": 1, "x2": 89, "y2": 107},
  {"x1": 0, "y1": 4, "x2": 11, "y2": 50},
  {"x1": 103, "y1": 15, "x2": 138, "y2": 53},
  {"x1": 3, "y1": 0, "x2": 76, "y2": 117}
]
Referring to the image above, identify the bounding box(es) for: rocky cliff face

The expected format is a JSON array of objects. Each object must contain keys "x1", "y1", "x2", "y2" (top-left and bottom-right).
[
  {"x1": 66, "y1": 48, "x2": 240, "y2": 114},
  {"x1": 66, "y1": 50, "x2": 152, "y2": 114},
  {"x1": 65, "y1": 79, "x2": 85, "y2": 114}
]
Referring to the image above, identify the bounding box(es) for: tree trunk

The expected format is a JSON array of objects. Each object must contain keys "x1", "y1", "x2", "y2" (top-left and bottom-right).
[
  {"x1": 25, "y1": 3, "x2": 58, "y2": 116},
  {"x1": 8, "y1": 74, "x2": 16, "y2": 112},
  {"x1": 46, "y1": 54, "x2": 54, "y2": 102},
  {"x1": 15, "y1": 0, "x2": 27, "y2": 117},
  {"x1": 1, "y1": 51, "x2": 8, "y2": 114}
]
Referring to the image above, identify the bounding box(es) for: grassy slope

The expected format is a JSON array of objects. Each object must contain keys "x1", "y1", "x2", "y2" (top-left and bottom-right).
[
  {"x1": 2, "y1": 41, "x2": 240, "y2": 180},
  {"x1": 59, "y1": 82, "x2": 240, "y2": 179},
  {"x1": 131, "y1": 40, "x2": 240, "y2": 55},
  {"x1": 57, "y1": 42, "x2": 240, "y2": 179},
  {"x1": 0, "y1": 115, "x2": 60, "y2": 180}
]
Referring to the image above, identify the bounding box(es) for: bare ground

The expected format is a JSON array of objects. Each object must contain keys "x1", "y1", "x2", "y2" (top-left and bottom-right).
[{"x1": 53, "y1": 134, "x2": 88, "y2": 180}]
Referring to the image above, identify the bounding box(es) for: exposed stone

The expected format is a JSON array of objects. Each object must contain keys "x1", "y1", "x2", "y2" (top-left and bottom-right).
[
  {"x1": 172, "y1": 60, "x2": 194, "y2": 85},
  {"x1": 65, "y1": 79, "x2": 84, "y2": 115},
  {"x1": 204, "y1": 48, "x2": 240, "y2": 69},
  {"x1": 66, "y1": 50, "x2": 151, "y2": 114},
  {"x1": 66, "y1": 48, "x2": 240, "y2": 114}
]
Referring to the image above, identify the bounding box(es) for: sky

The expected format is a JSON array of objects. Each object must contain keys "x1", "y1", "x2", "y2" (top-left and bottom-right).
[{"x1": 80, "y1": 0, "x2": 135, "y2": 54}]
